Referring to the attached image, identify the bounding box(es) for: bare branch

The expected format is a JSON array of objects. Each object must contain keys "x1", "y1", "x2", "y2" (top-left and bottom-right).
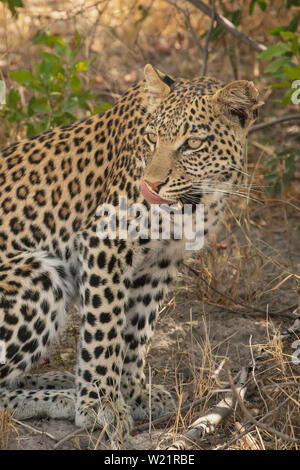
[
  {"x1": 201, "y1": 0, "x2": 215, "y2": 76},
  {"x1": 185, "y1": 263, "x2": 298, "y2": 318},
  {"x1": 249, "y1": 113, "x2": 300, "y2": 134},
  {"x1": 166, "y1": 0, "x2": 203, "y2": 54},
  {"x1": 186, "y1": 0, "x2": 266, "y2": 53}
]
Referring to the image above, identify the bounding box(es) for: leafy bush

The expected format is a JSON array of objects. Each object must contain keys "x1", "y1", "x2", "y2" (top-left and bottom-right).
[
  {"x1": 257, "y1": 14, "x2": 300, "y2": 196},
  {"x1": 258, "y1": 31, "x2": 300, "y2": 105},
  {"x1": 1, "y1": 31, "x2": 111, "y2": 137}
]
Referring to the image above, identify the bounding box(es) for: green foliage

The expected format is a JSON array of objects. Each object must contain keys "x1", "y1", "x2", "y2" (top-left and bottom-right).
[
  {"x1": 200, "y1": 8, "x2": 242, "y2": 41},
  {"x1": 249, "y1": 0, "x2": 300, "y2": 14},
  {"x1": 258, "y1": 28, "x2": 300, "y2": 103},
  {"x1": 255, "y1": 9, "x2": 300, "y2": 197},
  {"x1": 249, "y1": 0, "x2": 267, "y2": 15},
  {"x1": 264, "y1": 150, "x2": 299, "y2": 196},
  {"x1": 0, "y1": 0, "x2": 24, "y2": 17},
  {"x1": 135, "y1": 4, "x2": 150, "y2": 26},
  {"x1": 1, "y1": 31, "x2": 111, "y2": 137}
]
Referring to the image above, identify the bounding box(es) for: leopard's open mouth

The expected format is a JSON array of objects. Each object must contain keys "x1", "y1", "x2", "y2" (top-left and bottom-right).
[{"x1": 140, "y1": 176, "x2": 175, "y2": 205}]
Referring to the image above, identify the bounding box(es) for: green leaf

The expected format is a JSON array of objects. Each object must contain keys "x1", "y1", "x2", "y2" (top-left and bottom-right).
[
  {"x1": 96, "y1": 101, "x2": 112, "y2": 113},
  {"x1": 34, "y1": 31, "x2": 65, "y2": 48},
  {"x1": 282, "y1": 64, "x2": 300, "y2": 80},
  {"x1": 28, "y1": 96, "x2": 51, "y2": 114},
  {"x1": 285, "y1": 155, "x2": 295, "y2": 170},
  {"x1": 38, "y1": 52, "x2": 63, "y2": 85},
  {"x1": 264, "y1": 57, "x2": 290, "y2": 74},
  {"x1": 54, "y1": 41, "x2": 70, "y2": 56},
  {"x1": 286, "y1": 0, "x2": 300, "y2": 8},
  {"x1": 6, "y1": 88, "x2": 19, "y2": 109},
  {"x1": 33, "y1": 30, "x2": 49, "y2": 45},
  {"x1": 64, "y1": 95, "x2": 80, "y2": 110},
  {"x1": 70, "y1": 30, "x2": 82, "y2": 59},
  {"x1": 257, "y1": 0, "x2": 267, "y2": 11},
  {"x1": 75, "y1": 61, "x2": 88, "y2": 73},
  {"x1": 249, "y1": 0, "x2": 256, "y2": 14},
  {"x1": 40, "y1": 52, "x2": 63, "y2": 74},
  {"x1": 10, "y1": 70, "x2": 36, "y2": 86},
  {"x1": 280, "y1": 31, "x2": 297, "y2": 41},
  {"x1": 75, "y1": 30, "x2": 81, "y2": 49},
  {"x1": 269, "y1": 26, "x2": 289, "y2": 36},
  {"x1": 26, "y1": 117, "x2": 50, "y2": 137},
  {"x1": 287, "y1": 12, "x2": 300, "y2": 33},
  {"x1": 1, "y1": 0, "x2": 24, "y2": 17},
  {"x1": 271, "y1": 80, "x2": 291, "y2": 88},
  {"x1": 229, "y1": 9, "x2": 242, "y2": 27},
  {"x1": 281, "y1": 88, "x2": 294, "y2": 104},
  {"x1": 70, "y1": 75, "x2": 82, "y2": 92},
  {"x1": 258, "y1": 42, "x2": 291, "y2": 60},
  {"x1": 279, "y1": 30, "x2": 299, "y2": 55},
  {"x1": 249, "y1": 0, "x2": 266, "y2": 14}
]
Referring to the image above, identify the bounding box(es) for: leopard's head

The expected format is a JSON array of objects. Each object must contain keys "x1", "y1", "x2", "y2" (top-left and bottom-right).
[{"x1": 140, "y1": 64, "x2": 262, "y2": 206}]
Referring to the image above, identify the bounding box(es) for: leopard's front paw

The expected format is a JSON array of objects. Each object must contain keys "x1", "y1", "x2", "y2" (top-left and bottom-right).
[
  {"x1": 129, "y1": 384, "x2": 176, "y2": 421},
  {"x1": 75, "y1": 400, "x2": 133, "y2": 444}
]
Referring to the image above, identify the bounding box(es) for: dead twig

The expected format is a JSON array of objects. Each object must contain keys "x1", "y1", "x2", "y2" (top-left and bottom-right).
[
  {"x1": 160, "y1": 366, "x2": 249, "y2": 450},
  {"x1": 166, "y1": 0, "x2": 204, "y2": 54},
  {"x1": 12, "y1": 418, "x2": 57, "y2": 442},
  {"x1": 185, "y1": 263, "x2": 298, "y2": 319},
  {"x1": 53, "y1": 428, "x2": 85, "y2": 449},
  {"x1": 186, "y1": 0, "x2": 266, "y2": 52},
  {"x1": 249, "y1": 114, "x2": 300, "y2": 134},
  {"x1": 201, "y1": 0, "x2": 215, "y2": 76}
]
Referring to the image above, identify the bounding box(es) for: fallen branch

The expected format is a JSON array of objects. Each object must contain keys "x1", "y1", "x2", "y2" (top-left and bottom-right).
[
  {"x1": 157, "y1": 317, "x2": 300, "y2": 449},
  {"x1": 12, "y1": 418, "x2": 57, "y2": 442},
  {"x1": 225, "y1": 363, "x2": 300, "y2": 443},
  {"x1": 161, "y1": 367, "x2": 249, "y2": 450},
  {"x1": 185, "y1": 0, "x2": 266, "y2": 53},
  {"x1": 249, "y1": 113, "x2": 300, "y2": 134}
]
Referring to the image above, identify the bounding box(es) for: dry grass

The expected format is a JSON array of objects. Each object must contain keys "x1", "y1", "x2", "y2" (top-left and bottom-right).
[{"x1": 0, "y1": 409, "x2": 19, "y2": 450}]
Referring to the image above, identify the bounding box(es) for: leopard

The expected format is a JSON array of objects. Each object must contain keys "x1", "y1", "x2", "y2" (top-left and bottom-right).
[{"x1": 0, "y1": 64, "x2": 261, "y2": 441}]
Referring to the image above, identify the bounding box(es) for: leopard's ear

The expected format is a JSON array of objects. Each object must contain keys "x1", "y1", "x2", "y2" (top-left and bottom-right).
[
  {"x1": 211, "y1": 80, "x2": 263, "y2": 132},
  {"x1": 144, "y1": 64, "x2": 173, "y2": 111}
]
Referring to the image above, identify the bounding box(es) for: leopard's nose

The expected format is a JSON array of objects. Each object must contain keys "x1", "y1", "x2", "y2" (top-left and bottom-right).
[{"x1": 144, "y1": 179, "x2": 164, "y2": 193}]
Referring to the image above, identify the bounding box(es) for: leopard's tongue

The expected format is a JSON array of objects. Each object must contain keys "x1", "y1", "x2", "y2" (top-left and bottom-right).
[{"x1": 140, "y1": 176, "x2": 172, "y2": 204}]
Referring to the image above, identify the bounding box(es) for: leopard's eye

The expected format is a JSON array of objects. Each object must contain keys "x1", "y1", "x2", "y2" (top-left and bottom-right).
[
  {"x1": 187, "y1": 138, "x2": 202, "y2": 149},
  {"x1": 146, "y1": 133, "x2": 158, "y2": 144}
]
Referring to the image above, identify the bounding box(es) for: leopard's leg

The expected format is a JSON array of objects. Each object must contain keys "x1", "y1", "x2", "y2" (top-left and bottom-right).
[
  {"x1": 0, "y1": 251, "x2": 76, "y2": 420},
  {"x1": 74, "y1": 234, "x2": 132, "y2": 441},
  {"x1": 121, "y1": 252, "x2": 178, "y2": 420}
]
